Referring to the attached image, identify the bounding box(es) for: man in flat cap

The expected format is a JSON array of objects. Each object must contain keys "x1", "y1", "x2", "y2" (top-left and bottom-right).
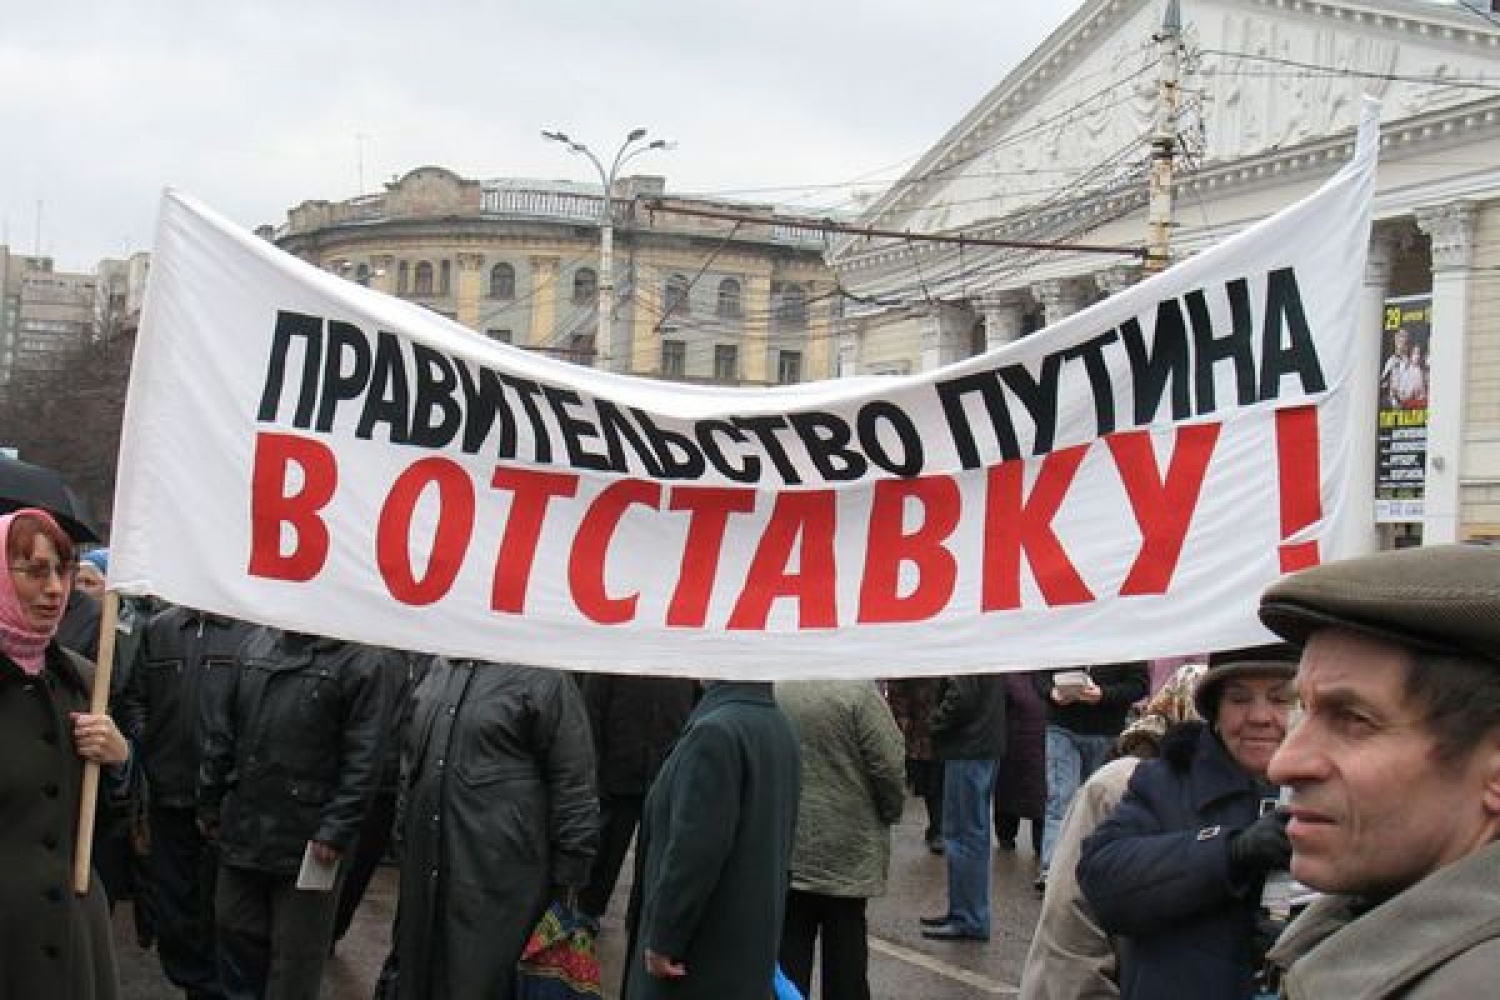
[{"x1": 1257, "y1": 544, "x2": 1500, "y2": 997}]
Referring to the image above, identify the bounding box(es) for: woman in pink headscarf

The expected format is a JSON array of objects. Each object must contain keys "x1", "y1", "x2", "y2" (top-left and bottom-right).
[{"x1": 1, "y1": 508, "x2": 130, "y2": 999}]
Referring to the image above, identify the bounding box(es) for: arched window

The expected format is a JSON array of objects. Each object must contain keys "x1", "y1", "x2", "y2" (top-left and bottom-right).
[
  {"x1": 775, "y1": 283, "x2": 807, "y2": 329},
  {"x1": 716, "y1": 278, "x2": 742, "y2": 318},
  {"x1": 664, "y1": 274, "x2": 691, "y2": 316},
  {"x1": 414, "y1": 261, "x2": 435, "y2": 296},
  {"x1": 490, "y1": 263, "x2": 516, "y2": 299},
  {"x1": 573, "y1": 268, "x2": 597, "y2": 304},
  {"x1": 439, "y1": 260, "x2": 452, "y2": 296},
  {"x1": 397, "y1": 261, "x2": 410, "y2": 295}
]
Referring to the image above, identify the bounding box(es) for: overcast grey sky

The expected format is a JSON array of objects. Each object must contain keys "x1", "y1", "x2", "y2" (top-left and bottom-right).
[{"x1": 0, "y1": 0, "x2": 1075, "y2": 271}]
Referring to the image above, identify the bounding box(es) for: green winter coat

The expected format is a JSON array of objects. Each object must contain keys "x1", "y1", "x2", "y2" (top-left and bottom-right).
[{"x1": 775, "y1": 680, "x2": 905, "y2": 898}]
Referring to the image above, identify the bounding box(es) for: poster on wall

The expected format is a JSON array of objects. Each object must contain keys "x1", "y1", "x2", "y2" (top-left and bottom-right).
[{"x1": 1375, "y1": 294, "x2": 1431, "y2": 523}]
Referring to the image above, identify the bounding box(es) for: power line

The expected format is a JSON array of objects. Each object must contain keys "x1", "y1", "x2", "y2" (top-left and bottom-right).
[{"x1": 639, "y1": 200, "x2": 1145, "y2": 259}]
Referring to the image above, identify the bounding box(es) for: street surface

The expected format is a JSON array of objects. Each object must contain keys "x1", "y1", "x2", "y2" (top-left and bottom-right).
[{"x1": 116, "y1": 798, "x2": 1046, "y2": 998}]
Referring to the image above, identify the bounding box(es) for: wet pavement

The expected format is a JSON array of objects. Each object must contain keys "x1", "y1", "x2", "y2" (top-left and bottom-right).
[{"x1": 115, "y1": 799, "x2": 1046, "y2": 998}]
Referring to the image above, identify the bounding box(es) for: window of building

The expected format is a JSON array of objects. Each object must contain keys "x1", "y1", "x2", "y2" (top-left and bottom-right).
[
  {"x1": 573, "y1": 268, "x2": 597, "y2": 304},
  {"x1": 664, "y1": 275, "x2": 691, "y2": 317},
  {"x1": 355, "y1": 263, "x2": 371, "y2": 286},
  {"x1": 716, "y1": 278, "x2": 742, "y2": 318},
  {"x1": 775, "y1": 283, "x2": 808, "y2": 329},
  {"x1": 487, "y1": 328, "x2": 513, "y2": 344},
  {"x1": 661, "y1": 339, "x2": 686, "y2": 378},
  {"x1": 414, "y1": 261, "x2": 435, "y2": 296},
  {"x1": 713, "y1": 344, "x2": 738, "y2": 382},
  {"x1": 440, "y1": 260, "x2": 452, "y2": 296},
  {"x1": 566, "y1": 333, "x2": 596, "y2": 365},
  {"x1": 777, "y1": 350, "x2": 803, "y2": 384},
  {"x1": 397, "y1": 261, "x2": 410, "y2": 295},
  {"x1": 490, "y1": 263, "x2": 516, "y2": 299}
]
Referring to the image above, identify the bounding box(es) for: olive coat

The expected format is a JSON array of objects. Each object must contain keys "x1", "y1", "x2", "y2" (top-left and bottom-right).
[{"x1": 0, "y1": 643, "x2": 119, "y2": 1000}]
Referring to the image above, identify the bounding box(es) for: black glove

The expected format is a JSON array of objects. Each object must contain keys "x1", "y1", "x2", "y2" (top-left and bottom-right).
[{"x1": 1229, "y1": 810, "x2": 1292, "y2": 874}]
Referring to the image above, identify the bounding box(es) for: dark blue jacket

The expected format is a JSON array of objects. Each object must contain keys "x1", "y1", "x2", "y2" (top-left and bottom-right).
[{"x1": 1077, "y1": 722, "x2": 1274, "y2": 1000}]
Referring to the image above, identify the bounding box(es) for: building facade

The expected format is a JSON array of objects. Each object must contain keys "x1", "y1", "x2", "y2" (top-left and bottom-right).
[
  {"x1": 1, "y1": 249, "x2": 98, "y2": 387},
  {"x1": 833, "y1": 0, "x2": 1500, "y2": 549},
  {"x1": 269, "y1": 167, "x2": 839, "y2": 386}
]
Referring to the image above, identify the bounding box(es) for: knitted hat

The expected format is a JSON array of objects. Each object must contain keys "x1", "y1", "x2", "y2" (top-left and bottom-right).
[
  {"x1": 1259, "y1": 544, "x2": 1500, "y2": 664},
  {"x1": 81, "y1": 548, "x2": 108, "y2": 574}
]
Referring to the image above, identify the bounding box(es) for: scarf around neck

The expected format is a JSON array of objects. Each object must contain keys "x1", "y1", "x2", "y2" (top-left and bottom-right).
[{"x1": 0, "y1": 508, "x2": 67, "y2": 676}]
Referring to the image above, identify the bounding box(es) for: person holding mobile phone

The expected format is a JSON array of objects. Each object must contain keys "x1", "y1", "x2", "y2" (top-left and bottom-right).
[{"x1": 1033, "y1": 662, "x2": 1148, "y2": 891}]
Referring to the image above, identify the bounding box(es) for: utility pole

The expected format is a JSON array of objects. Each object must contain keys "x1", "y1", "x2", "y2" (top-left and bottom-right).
[
  {"x1": 1145, "y1": 0, "x2": 1182, "y2": 274},
  {"x1": 541, "y1": 128, "x2": 673, "y2": 356}
]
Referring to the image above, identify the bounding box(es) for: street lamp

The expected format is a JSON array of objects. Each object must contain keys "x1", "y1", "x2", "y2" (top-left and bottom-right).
[{"x1": 541, "y1": 127, "x2": 673, "y2": 351}]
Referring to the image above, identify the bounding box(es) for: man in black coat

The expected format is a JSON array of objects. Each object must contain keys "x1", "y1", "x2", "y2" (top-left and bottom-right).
[
  {"x1": 578, "y1": 673, "x2": 697, "y2": 931},
  {"x1": 1034, "y1": 661, "x2": 1149, "y2": 889},
  {"x1": 120, "y1": 606, "x2": 258, "y2": 1000},
  {"x1": 919, "y1": 674, "x2": 1008, "y2": 942},
  {"x1": 198, "y1": 630, "x2": 401, "y2": 1000}
]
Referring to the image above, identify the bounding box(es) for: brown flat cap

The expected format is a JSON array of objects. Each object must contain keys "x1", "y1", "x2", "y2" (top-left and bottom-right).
[{"x1": 1259, "y1": 544, "x2": 1500, "y2": 664}]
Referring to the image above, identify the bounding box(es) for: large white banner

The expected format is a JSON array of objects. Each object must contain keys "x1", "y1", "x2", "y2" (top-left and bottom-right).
[{"x1": 111, "y1": 106, "x2": 1379, "y2": 679}]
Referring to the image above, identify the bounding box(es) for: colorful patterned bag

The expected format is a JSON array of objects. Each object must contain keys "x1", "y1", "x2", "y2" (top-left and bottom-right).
[{"x1": 515, "y1": 900, "x2": 604, "y2": 1000}]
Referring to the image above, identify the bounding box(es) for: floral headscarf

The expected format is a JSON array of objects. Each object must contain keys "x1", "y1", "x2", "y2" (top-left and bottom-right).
[{"x1": 1117, "y1": 661, "x2": 1207, "y2": 759}]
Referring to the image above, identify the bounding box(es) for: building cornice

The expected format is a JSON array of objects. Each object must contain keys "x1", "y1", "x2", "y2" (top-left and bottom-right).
[{"x1": 837, "y1": 93, "x2": 1500, "y2": 283}]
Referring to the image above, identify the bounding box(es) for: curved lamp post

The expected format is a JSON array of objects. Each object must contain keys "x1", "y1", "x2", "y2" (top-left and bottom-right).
[{"x1": 541, "y1": 127, "x2": 673, "y2": 350}]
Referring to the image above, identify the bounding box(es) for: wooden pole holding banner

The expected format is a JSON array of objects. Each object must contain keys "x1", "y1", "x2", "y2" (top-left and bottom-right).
[{"x1": 73, "y1": 589, "x2": 120, "y2": 895}]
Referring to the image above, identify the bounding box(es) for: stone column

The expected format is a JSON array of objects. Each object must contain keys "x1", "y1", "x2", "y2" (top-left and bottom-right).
[
  {"x1": 739, "y1": 271, "x2": 772, "y2": 384},
  {"x1": 974, "y1": 290, "x2": 1032, "y2": 352},
  {"x1": 917, "y1": 303, "x2": 973, "y2": 372},
  {"x1": 835, "y1": 319, "x2": 860, "y2": 378},
  {"x1": 1341, "y1": 228, "x2": 1398, "y2": 557},
  {"x1": 803, "y1": 280, "x2": 833, "y2": 380},
  {"x1": 1414, "y1": 201, "x2": 1478, "y2": 544},
  {"x1": 527, "y1": 256, "x2": 560, "y2": 350},
  {"x1": 1094, "y1": 265, "x2": 1140, "y2": 299},
  {"x1": 369, "y1": 255, "x2": 397, "y2": 297},
  {"x1": 1033, "y1": 277, "x2": 1094, "y2": 327},
  {"x1": 454, "y1": 252, "x2": 485, "y2": 333}
]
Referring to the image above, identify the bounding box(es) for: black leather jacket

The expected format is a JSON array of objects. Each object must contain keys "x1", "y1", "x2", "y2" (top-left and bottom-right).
[
  {"x1": 119, "y1": 607, "x2": 257, "y2": 808},
  {"x1": 930, "y1": 674, "x2": 1008, "y2": 761},
  {"x1": 198, "y1": 630, "x2": 401, "y2": 874}
]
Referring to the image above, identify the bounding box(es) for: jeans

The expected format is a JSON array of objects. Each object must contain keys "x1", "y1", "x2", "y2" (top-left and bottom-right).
[
  {"x1": 941, "y1": 758, "x2": 998, "y2": 936},
  {"x1": 1039, "y1": 726, "x2": 1115, "y2": 876}
]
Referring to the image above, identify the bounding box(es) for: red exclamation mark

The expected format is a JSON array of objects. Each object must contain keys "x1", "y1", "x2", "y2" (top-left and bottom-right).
[{"x1": 1275, "y1": 406, "x2": 1322, "y2": 572}]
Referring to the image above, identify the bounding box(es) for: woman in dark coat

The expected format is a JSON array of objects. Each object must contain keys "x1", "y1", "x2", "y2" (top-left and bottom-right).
[
  {"x1": 0, "y1": 509, "x2": 130, "y2": 1000},
  {"x1": 994, "y1": 671, "x2": 1048, "y2": 853},
  {"x1": 393, "y1": 657, "x2": 598, "y2": 1000},
  {"x1": 885, "y1": 677, "x2": 945, "y2": 852},
  {"x1": 624, "y1": 681, "x2": 801, "y2": 1000},
  {"x1": 1077, "y1": 645, "x2": 1299, "y2": 999}
]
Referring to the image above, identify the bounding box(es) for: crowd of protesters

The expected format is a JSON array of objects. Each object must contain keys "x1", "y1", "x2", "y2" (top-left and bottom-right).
[{"x1": 5, "y1": 502, "x2": 1500, "y2": 1000}]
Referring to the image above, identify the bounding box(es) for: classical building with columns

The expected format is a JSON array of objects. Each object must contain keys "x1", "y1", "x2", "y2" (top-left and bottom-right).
[
  {"x1": 268, "y1": 167, "x2": 838, "y2": 386},
  {"x1": 832, "y1": 0, "x2": 1500, "y2": 548}
]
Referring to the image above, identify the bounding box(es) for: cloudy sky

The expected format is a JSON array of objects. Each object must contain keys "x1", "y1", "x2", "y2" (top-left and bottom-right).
[{"x1": 1, "y1": 0, "x2": 1076, "y2": 272}]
